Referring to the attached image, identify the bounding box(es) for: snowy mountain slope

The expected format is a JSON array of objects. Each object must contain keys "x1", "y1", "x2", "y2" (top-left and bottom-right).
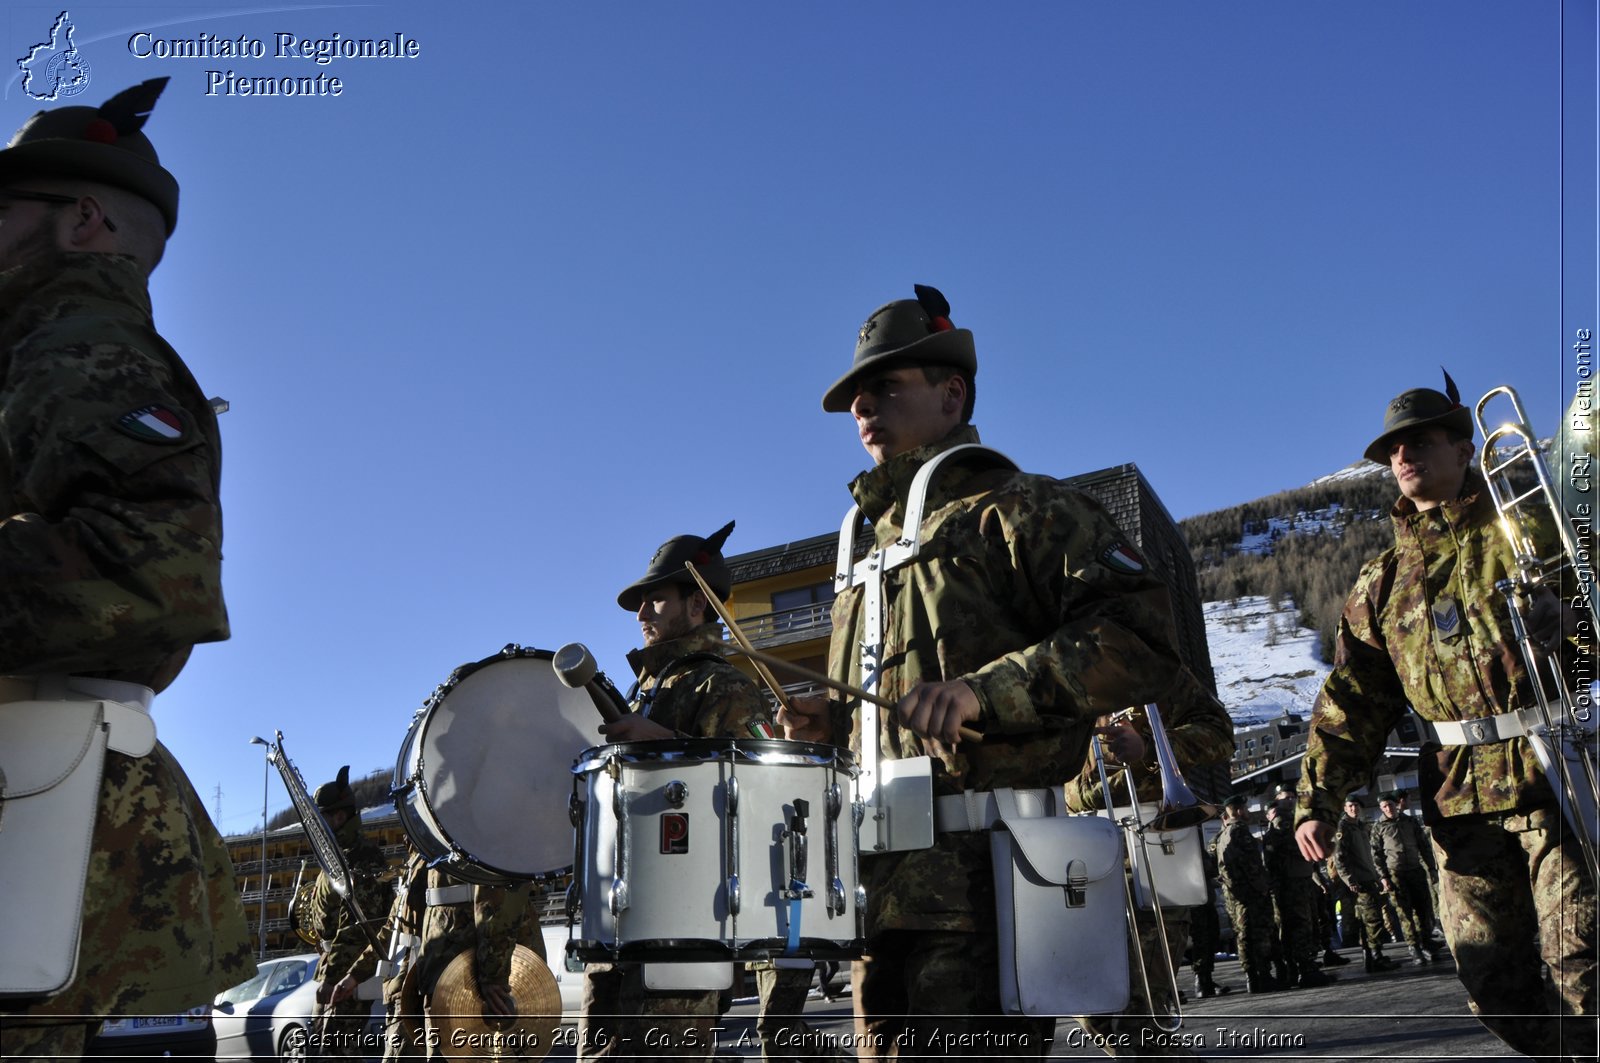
[{"x1": 1204, "y1": 595, "x2": 1329, "y2": 729}]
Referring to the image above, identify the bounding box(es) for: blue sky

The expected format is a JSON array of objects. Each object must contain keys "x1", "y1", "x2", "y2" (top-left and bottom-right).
[{"x1": 2, "y1": 0, "x2": 1592, "y2": 836}]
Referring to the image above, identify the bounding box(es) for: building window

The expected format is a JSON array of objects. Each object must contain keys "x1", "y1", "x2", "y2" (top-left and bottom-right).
[{"x1": 772, "y1": 582, "x2": 836, "y2": 613}]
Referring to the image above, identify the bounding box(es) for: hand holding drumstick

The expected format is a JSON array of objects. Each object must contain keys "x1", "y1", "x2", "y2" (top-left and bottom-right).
[{"x1": 684, "y1": 561, "x2": 982, "y2": 747}]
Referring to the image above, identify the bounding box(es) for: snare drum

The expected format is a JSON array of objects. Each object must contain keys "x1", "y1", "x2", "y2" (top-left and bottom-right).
[
  {"x1": 394, "y1": 646, "x2": 599, "y2": 885},
  {"x1": 570, "y1": 739, "x2": 863, "y2": 964}
]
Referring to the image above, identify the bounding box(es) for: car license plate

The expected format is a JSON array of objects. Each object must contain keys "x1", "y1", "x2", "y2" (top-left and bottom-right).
[{"x1": 131, "y1": 1016, "x2": 185, "y2": 1029}]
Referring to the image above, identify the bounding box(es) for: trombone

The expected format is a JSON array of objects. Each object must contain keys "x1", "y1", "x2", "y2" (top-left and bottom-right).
[
  {"x1": 1475, "y1": 385, "x2": 1600, "y2": 881},
  {"x1": 1091, "y1": 702, "x2": 1215, "y2": 1032}
]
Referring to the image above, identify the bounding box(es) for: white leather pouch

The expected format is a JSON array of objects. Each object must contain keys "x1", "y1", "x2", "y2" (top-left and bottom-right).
[
  {"x1": 991, "y1": 791, "x2": 1129, "y2": 1016},
  {"x1": 0, "y1": 700, "x2": 109, "y2": 998},
  {"x1": 642, "y1": 962, "x2": 733, "y2": 991},
  {"x1": 1107, "y1": 803, "x2": 1209, "y2": 910}
]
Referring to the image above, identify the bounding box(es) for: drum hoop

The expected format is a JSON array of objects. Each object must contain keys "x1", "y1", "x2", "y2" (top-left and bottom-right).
[
  {"x1": 392, "y1": 646, "x2": 580, "y2": 884},
  {"x1": 571, "y1": 738, "x2": 856, "y2": 776}
]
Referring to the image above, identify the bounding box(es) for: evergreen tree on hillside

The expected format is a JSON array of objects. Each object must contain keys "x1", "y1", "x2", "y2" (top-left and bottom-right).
[{"x1": 1184, "y1": 471, "x2": 1393, "y2": 663}]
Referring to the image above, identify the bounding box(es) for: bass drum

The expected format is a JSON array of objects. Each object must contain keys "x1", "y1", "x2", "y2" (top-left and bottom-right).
[{"x1": 395, "y1": 645, "x2": 600, "y2": 884}]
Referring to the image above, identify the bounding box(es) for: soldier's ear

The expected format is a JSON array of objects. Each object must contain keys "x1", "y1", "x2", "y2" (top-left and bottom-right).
[{"x1": 941, "y1": 374, "x2": 967, "y2": 416}]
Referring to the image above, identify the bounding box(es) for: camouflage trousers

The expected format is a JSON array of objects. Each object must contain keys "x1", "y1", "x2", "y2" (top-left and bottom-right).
[
  {"x1": 854, "y1": 929, "x2": 1055, "y2": 1060},
  {"x1": 1387, "y1": 866, "x2": 1436, "y2": 948},
  {"x1": 0, "y1": 1019, "x2": 96, "y2": 1061},
  {"x1": 1075, "y1": 907, "x2": 1197, "y2": 1058},
  {"x1": 1270, "y1": 876, "x2": 1322, "y2": 968},
  {"x1": 310, "y1": 992, "x2": 374, "y2": 1058},
  {"x1": 1187, "y1": 899, "x2": 1219, "y2": 981},
  {"x1": 579, "y1": 962, "x2": 721, "y2": 1061},
  {"x1": 753, "y1": 963, "x2": 848, "y2": 1062},
  {"x1": 1347, "y1": 887, "x2": 1388, "y2": 949},
  {"x1": 380, "y1": 998, "x2": 426, "y2": 1061},
  {"x1": 1221, "y1": 890, "x2": 1273, "y2": 977},
  {"x1": 1432, "y1": 811, "x2": 1596, "y2": 1062}
]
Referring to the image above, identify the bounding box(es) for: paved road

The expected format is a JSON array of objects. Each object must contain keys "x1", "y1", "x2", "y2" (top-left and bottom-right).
[
  {"x1": 541, "y1": 945, "x2": 1570, "y2": 1061},
  {"x1": 699, "y1": 946, "x2": 1522, "y2": 1061}
]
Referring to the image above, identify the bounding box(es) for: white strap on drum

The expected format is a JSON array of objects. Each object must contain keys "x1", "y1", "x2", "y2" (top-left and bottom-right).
[{"x1": 834, "y1": 444, "x2": 1018, "y2": 853}]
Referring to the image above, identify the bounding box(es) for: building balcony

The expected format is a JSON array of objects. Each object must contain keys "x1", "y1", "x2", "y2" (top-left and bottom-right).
[{"x1": 737, "y1": 602, "x2": 833, "y2": 649}]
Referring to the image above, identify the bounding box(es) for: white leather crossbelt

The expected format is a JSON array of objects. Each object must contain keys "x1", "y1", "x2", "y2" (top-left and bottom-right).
[
  {"x1": 934, "y1": 787, "x2": 1059, "y2": 833},
  {"x1": 0, "y1": 675, "x2": 155, "y2": 757},
  {"x1": 426, "y1": 884, "x2": 474, "y2": 906},
  {"x1": 1425, "y1": 711, "x2": 1529, "y2": 747}
]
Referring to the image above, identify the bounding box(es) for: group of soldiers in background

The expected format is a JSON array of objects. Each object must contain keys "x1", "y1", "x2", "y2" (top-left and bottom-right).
[{"x1": 1210, "y1": 787, "x2": 1447, "y2": 997}]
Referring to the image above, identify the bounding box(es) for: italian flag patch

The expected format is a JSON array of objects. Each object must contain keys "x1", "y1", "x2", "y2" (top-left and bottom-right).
[
  {"x1": 749, "y1": 720, "x2": 776, "y2": 739},
  {"x1": 1101, "y1": 542, "x2": 1145, "y2": 574},
  {"x1": 117, "y1": 404, "x2": 186, "y2": 444}
]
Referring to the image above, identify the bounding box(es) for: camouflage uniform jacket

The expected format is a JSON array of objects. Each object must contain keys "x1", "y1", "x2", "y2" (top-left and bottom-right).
[
  {"x1": 1298, "y1": 474, "x2": 1567, "y2": 828},
  {"x1": 1216, "y1": 819, "x2": 1271, "y2": 901},
  {"x1": 0, "y1": 252, "x2": 228, "y2": 683},
  {"x1": 624, "y1": 622, "x2": 772, "y2": 739},
  {"x1": 1, "y1": 253, "x2": 248, "y2": 1018},
  {"x1": 1262, "y1": 817, "x2": 1315, "y2": 885},
  {"x1": 413, "y1": 867, "x2": 540, "y2": 999},
  {"x1": 1370, "y1": 813, "x2": 1433, "y2": 877},
  {"x1": 827, "y1": 426, "x2": 1184, "y2": 933},
  {"x1": 1331, "y1": 815, "x2": 1381, "y2": 890},
  {"x1": 1061, "y1": 668, "x2": 1234, "y2": 812},
  {"x1": 311, "y1": 830, "x2": 390, "y2": 985}
]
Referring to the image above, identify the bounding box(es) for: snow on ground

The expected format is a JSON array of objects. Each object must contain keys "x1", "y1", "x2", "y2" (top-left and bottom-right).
[{"x1": 1204, "y1": 595, "x2": 1329, "y2": 729}]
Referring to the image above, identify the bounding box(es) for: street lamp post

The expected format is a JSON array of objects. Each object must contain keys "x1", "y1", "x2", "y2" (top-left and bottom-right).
[{"x1": 249, "y1": 736, "x2": 270, "y2": 960}]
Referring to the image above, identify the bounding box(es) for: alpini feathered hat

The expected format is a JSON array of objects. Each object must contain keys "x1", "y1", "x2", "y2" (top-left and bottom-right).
[
  {"x1": 1364, "y1": 368, "x2": 1475, "y2": 465},
  {"x1": 313, "y1": 765, "x2": 358, "y2": 815},
  {"x1": 617, "y1": 521, "x2": 736, "y2": 611},
  {"x1": 0, "y1": 78, "x2": 179, "y2": 234},
  {"x1": 822, "y1": 284, "x2": 976, "y2": 413}
]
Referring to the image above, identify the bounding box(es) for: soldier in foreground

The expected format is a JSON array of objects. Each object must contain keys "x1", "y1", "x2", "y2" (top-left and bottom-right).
[
  {"x1": 0, "y1": 79, "x2": 252, "y2": 1060},
  {"x1": 781, "y1": 284, "x2": 1185, "y2": 1058},
  {"x1": 307, "y1": 767, "x2": 390, "y2": 1058},
  {"x1": 579, "y1": 523, "x2": 774, "y2": 1061},
  {"x1": 1296, "y1": 374, "x2": 1596, "y2": 1060}
]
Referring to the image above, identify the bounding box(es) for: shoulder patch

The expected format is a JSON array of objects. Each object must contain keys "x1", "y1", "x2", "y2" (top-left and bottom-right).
[
  {"x1": 115, "y1": 403, "x2": 188, "y2": 444},
  {"x1": 1100, "y1": 541, "x2": 1146, "y2": 574},
  {"x1": 748, "y1": 720, "x2": 776, "y2": 739}
]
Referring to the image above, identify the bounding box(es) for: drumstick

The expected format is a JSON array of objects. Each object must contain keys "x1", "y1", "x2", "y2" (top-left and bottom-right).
[
  {"x1": 683, "y1": 560, "x2": 795, "y2": 715},
  {"x1": 716, "y1": 620, "x2": 984, "y2": 746}
]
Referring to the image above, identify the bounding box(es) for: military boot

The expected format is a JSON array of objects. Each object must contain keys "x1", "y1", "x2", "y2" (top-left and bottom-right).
[
  {"x1": 1408, "y1": 945, "x2": 1432, "y2": 966},
  {"x1": 1194, "y1": 973, "x2": 1217, "y2": 999},
  {"x1": 1322, "y1": 948, "x2": 1351, "y2": 966},
  {"x1": 1246, "y1": 970, "x2": 1275, "y2": 994},
  {"x1": 1274, "y1": 958, "x2": 1294, "y2": 989},
  {"x1": 1296, "y1": 964, "x2": 1336, "y2": 988},
  {"x1": 1364, "y1": 947, "x2": 1398, "y2": 973}
]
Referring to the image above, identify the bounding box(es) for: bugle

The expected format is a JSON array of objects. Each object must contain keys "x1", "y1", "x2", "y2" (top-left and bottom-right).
[
  {"x1": 1475, "y1": 385, "x2": 1600, "y2": 881},
  {"x1": 1091, "y1": 703, "x2": 1209, "y2": 1032}
]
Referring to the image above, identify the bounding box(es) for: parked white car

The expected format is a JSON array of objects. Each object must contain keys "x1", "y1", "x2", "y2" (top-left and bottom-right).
[
  {"x1": 87, "y1": 1005, "x2": 215, "y2": 1057},
  {"x1": 212, "y1": 954, "x2": 383, "y2": 1062},
  {"x1": 213, "y1": 934, "x2": 579, "y2": 1061}
]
